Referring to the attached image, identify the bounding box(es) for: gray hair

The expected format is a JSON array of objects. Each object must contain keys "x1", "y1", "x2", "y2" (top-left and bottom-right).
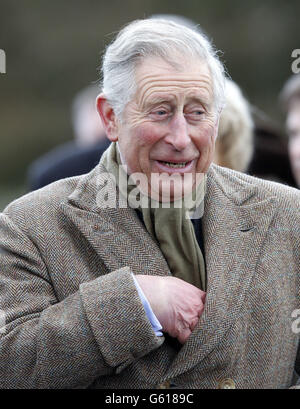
[{"x1": 101, "y1": 19, "x2": 226, "y2": 119}]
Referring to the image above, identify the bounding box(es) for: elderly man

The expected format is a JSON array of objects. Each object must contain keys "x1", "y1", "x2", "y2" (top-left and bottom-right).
[
  {"x1": 0, "y1": 19, "x2": 299, "y2": 389},
  {"x1": 280, "y1": 74, "x2": 300, "y2": 188}
]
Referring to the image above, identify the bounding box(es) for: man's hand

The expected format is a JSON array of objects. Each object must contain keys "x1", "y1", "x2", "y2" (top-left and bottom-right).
[{"x1": 135, "y1": 275, "x2": 206, "y2": 344}]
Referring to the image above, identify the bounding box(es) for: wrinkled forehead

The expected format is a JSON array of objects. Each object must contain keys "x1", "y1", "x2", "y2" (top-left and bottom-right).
[{"x1": 133, "y1": 55, "x2": 213, "y2": 106}]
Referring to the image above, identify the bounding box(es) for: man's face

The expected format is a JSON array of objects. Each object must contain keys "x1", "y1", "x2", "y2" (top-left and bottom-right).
[
  {"x1": 113, "y1": 56, "x2": 218, "y2": 199},
  {"x1": 287, "y1": 98, "x2": 300, "y2": 187}
]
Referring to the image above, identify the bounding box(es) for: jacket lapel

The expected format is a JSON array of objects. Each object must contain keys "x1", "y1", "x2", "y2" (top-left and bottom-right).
[
  {"x1": 60, "y1": 165, "x2": 171, "y2": 277},
  {"x1": 165, "y1": 165, "x2": 278, "y2": 379}
]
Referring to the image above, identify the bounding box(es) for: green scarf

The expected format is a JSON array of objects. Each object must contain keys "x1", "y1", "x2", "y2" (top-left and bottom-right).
[{"x1": 101, "y1": 142, "x2": 206, "y2": 291}]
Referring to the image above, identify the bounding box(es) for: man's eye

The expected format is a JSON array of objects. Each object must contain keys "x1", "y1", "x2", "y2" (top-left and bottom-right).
[
  {"x1": 155, "y1": 110, "x2": 167, "y2": 116},
  {"x1": 150, "y1": 110, "x2": 169, "y2": 119},
  {"x1": 185, "y1": 110, "x2": 204, "y2": 119}
]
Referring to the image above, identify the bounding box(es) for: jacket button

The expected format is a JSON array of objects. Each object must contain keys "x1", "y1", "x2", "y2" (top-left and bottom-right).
[
  {"x1": 218, "y1": 378, "x2": 236, "y2": 389},
  {"x1": 157, "y1": 380, "x2": 170, "y2": 389}
]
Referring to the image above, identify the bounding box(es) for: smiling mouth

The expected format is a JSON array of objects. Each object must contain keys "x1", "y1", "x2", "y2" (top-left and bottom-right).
[{"x1": 158, "y1": 160, "x2": 192, "y2": 168}]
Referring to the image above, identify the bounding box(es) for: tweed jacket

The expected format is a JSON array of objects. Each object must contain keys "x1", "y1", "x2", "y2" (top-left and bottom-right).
[{"x1": 0, "y1": 162, "x2": 299, "y2": 389}]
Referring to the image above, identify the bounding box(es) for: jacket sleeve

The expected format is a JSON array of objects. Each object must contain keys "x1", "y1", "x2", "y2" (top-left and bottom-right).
[{"x1": 0, "y1": 211, "x2": 164, "y2": 389}]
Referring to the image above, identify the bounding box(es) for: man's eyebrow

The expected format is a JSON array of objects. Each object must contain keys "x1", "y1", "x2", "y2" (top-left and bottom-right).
[
  {"x1": 145, "y1": 93, "x2": 210, "y2": 106},
  {"x1": 145, "y1": 94, "x2": 175, "y2": 105},
  {"x1": 186, "y1": 95, "x2": 209, "y2": 105}
]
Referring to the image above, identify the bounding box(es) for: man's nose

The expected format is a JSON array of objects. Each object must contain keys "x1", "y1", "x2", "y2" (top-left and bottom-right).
[{"x1": 164, "y1": 113, "x2": 191, "y2": 151}]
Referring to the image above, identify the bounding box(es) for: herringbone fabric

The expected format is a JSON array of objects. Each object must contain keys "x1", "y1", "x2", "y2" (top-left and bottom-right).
[{"x1": 0, "y1": 162, "x2": 299, "y2": 389}]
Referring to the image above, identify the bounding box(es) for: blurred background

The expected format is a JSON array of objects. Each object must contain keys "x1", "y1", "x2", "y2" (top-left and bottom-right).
[{"x1": 0, "y1": 0, "x2": 299, "y2": 210}]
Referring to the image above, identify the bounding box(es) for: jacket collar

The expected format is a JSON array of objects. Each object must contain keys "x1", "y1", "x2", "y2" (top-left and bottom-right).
[{"x1": 61, "y1": 162, "x2": 171, "y2": 277}]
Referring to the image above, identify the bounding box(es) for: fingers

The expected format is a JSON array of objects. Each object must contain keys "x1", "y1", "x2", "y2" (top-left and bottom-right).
[
  {"x1": 135, "y1": 275, "x2": 207, "y2": 344},
  {"x1": 177, "y1": 327, "x2": 192, "y2": 344},
  {"x1": 197, "y1": 303, "x2": 205, "y2": 317},
  {"x1": 189, "y1": 316, "x2": 199, "y2": 331},
  {"x1": 200, "y1": 291, "x2": 206, "y2": 303},
  {"x1": 169, "y1": 282, "x2": 206, "y2": 343},
  {"x1": 174, "y1": 313, "x2": 200, "y2": 344}
]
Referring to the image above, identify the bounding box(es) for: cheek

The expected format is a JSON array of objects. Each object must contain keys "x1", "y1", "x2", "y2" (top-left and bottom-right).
[
  {"x1": 194, "y1": 123, "x2": 216, "y2": 173},
  {"x1": 134, "y1": 123, "x2": 163, "y2": 146},
  {"x1": 194, "y1": 123, "x2": 216, "y2": 150},
  {"x1": 124, "y1": 124, "x2": 163, "y2": 173}
]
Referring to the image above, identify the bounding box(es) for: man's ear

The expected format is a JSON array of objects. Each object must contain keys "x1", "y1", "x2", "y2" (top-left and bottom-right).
[{"x1": 96, "y1": 94, "x2": 119, "y2": 142}]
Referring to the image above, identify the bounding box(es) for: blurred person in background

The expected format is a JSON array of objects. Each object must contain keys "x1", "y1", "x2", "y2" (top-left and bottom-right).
[
  {"x1": 27, "y1": 84, "x2": 110, "y2": 191},
  {"x1": 279, "y1": 74, "x2": 300, "y2": 188},
  {"x1": 248, "y1": 107, "x2": 297, "y2": 187},
  {"x1": 213, "y1": 78, "x2": 254, "y2": 172},
  {"x1": 213, "y1": 76, "x2": 295, "y2": 186}
]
